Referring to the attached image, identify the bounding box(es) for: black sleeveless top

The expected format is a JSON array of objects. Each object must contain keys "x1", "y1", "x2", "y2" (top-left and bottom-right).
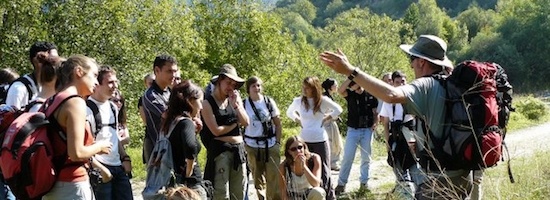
[{"x1": 200, "y1": 95, "x2": 240, "y2": 143}]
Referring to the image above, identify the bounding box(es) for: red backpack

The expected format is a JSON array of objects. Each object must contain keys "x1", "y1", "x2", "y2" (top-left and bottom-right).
[
  {"x1": 423, "y1": 60, "x2": 503, "y2": 171},
  {"x1": 0, "y1": 92, "x2": 79, "y2": 200}
]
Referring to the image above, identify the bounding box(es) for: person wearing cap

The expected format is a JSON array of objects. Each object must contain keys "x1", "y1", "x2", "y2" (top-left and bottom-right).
[
  {"x1": 286, "y1": 76, "x2": 343, "y2": 200},
  {"x1": 379, "y1": 71, "x2": 420, "y2": 199},
  {"x1": 142, "y1": 54, "x2": 178, "y2": 164},
  {"x1": 334, "y1": 79, "x2": 378, "y2": 196},
  {"x1": 200, "y1": 64, "x2": 250, "y2": 200},
  {"x1": 320, "y1": 35, "x2": 472, "y2": 199}
]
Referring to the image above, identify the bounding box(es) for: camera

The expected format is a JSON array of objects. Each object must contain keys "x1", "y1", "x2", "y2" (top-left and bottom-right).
[{"x1": 89, "y1": 168, "x2": 103, "y2": 188}]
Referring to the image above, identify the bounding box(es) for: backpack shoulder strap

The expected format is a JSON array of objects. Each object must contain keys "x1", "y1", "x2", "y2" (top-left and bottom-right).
[
  {"x1": 264, "y1": 96, "x2": 273, "y2": 115},
  {"x1": 164, "y1": 116, "x2": 187, "y2": 138},
  {"x1": 6, "y1": 76, "x2": 35, "y2": 102},
  {"x1": 86, "y1": 99, "x2": 102, "y2": 137},
  {"x1": 43, "y1": 92, "x2": 82, "y2": 117}
]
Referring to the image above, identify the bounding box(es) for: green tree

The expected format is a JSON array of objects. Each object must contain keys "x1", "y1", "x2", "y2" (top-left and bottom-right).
[
  {"x1": 456, "y1": 4, "x2": 497, "y2": 40},
  {"x1": 320, "y1": 8, "x2": 412, "y2": 79},
  {"x1": 0, "y1": 0, "x2": 48, "y2": 73}
]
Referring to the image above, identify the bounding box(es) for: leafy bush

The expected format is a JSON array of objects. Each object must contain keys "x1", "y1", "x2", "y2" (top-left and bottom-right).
[{"x1": 514, "y1": 95, "x2": 549, "y2": 121}]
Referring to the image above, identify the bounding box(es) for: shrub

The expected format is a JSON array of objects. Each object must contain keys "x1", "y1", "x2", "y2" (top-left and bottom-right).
[{"x1": 514, "y1": 95, "x2": 549, "y2": 121}]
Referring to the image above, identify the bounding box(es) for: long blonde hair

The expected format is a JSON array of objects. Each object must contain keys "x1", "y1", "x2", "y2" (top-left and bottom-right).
[{"x1": 301, "y1": 76, "x2": 322, "y2": 113}]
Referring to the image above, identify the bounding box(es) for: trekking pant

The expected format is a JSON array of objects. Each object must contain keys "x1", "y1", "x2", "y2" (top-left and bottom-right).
[
  {"x1": 415, "y1": 170, "x2": 472, "y2": 200},
  {"x1": 43, "y1": 181, "x2": 93, "y2": 200},
  {"x1": 306, "y1": 141, "x2": 335, "y2": 200},
  {"x1": 142, "y1": 136, "x2": 154, "y2": 164},
  {"x1": 470, "y1": 170, "x2": 484, "y2": 200},
  {"x1": 392, "y1": 162, "x2": 421, "y2": 200},
  {"x1": 245, "y1": 144, "x2": 281, "y2": 200},
  {"x1": 93, "y1": 165, "x2": 133, "y2": 200},
  {"x1": 324, "y1": 120, "x2": 342, "y2": 169},
  {"x1": 213, "y1": 151, "x2": 247, "y2": 200}
]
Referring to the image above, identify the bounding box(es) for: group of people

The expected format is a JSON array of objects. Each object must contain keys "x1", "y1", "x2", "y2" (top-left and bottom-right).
[
  {"x1": 0, "y1": 34, "x2": 485, "y2": 200},
  {"x1": 1, "y1": 42, "x2": 132, "y2": 200}
]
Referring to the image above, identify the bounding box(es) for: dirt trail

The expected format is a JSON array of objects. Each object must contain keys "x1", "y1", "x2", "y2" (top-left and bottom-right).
[{"x1": 131, "y1": 122, "x2": 550, "y2": 199}]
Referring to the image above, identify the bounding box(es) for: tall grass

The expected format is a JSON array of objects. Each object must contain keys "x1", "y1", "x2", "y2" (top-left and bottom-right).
[{"x1": 483, "y1": 150, "x2": 550, "y2": 199}]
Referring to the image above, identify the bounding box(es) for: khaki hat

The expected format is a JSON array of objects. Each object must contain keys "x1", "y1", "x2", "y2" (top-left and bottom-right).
[
  {"x1": 218, "y1": 64, "x2": 244, "y2": 88},
  {"x1": 399, "y1": 35, "x2": 453, "y2": 69}
]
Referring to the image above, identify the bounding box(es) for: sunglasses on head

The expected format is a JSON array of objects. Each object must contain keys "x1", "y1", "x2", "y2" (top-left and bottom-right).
[{"x1": 290, "y1": 145, "x2": 304, "y2": 152}]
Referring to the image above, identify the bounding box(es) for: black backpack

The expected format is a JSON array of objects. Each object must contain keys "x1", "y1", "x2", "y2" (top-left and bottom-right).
[
  {"x1": 1, "y1": 75, "x2": 36, "y2": 105},
  {"x1": 495, "y1": 64, "x2": 514, "y2": 132},
  {"x1": 86, "y1": 99, "x2": 117, "y2": 136}
]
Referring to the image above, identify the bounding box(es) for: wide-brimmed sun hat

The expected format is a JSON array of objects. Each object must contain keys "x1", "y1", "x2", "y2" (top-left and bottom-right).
[
  {"x1": 218, "y1": 64, "x2": 244, "y2": 89},
  {"x1": 399, "y1": 35, "x2": 453, "y2": 69}
]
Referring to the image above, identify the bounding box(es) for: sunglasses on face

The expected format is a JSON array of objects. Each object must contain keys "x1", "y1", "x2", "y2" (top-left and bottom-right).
[
  {"x1": 112, "y1": 98, "x2": 121, "y2": 103},
  {"x1": 289, "y1": 145, "x2": 304, "y2": 152}
]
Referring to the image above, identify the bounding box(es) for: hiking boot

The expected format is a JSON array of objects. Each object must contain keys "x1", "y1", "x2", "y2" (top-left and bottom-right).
[{"x1": 335, "y1": 185, "x2": 345, "y2": 196}]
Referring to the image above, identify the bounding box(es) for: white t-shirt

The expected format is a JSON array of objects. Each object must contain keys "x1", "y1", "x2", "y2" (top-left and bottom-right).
[
  {"x1": 286, "y1": 96, "x2": 343, "y2": 143},
  {"x1": 243, "y1": 95, "x2": 280, "y2": 148},
  {"x1": 6, "y1": 75, "x2": 40, "y2": 109},
  {"x1": 86, "y1": 97, "x2": 121, "y2": 166},
  {"x1": 380, "y1": 102, "x2": 415, "y2": 142},
  {"x1": 379, "y1": 102, "x2": 415, "y2": 122}
]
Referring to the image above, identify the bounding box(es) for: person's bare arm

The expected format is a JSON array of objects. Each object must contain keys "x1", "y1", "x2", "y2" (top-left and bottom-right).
[
  {"x1": 382, "y1": 116, "x2": 391, "y2": 151},
  {"x1": 279, "y1": 162, "x2": 289, "y2": 200},
  {"x1": 201, "y1": 99, "x2": 238, "y2": 136},
  {"x1": 273, "y1": 116, "x2": 282, "y2": 143},
  {"x1": 59, "y1": 98, "x2": 112, "y2": 162},
  {"x1": 304, "y1": 154, "x2": 322, "y2": 187},
  {"x1": 320, "y1": 50, "x2": 407, "y2": 104},
  {"x1": 338, "y1": 79, "x2": 352, "y2": 97}
]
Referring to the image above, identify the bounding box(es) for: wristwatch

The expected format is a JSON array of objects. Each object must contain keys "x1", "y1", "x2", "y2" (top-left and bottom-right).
[{"x1": 347, "y1": 68, "x2": 359, "y2": 81}]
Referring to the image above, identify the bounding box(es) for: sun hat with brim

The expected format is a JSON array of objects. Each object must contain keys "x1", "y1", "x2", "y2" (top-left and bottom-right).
[
  {"x1": 218, "y1": 64, "x2": 245, "y2": 89},
  {"x1": 210, "y1": 75, "x2": 219, "y2": 84},
  {"x1": 399, "y1": 35, "x2": 453, "y2": 69}
]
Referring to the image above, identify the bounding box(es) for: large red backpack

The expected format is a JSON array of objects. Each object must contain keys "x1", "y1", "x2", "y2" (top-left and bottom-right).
[
  {"x1": 0, "y1": 92, "x2": 79, "y2": 200},
  {"x1": 423, "y1": 60, "x2": 503, "y2": 171}
]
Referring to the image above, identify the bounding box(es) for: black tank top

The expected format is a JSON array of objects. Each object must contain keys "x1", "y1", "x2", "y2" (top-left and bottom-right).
[{"x1": 200, "y1": 95, "x2": 240, "y2": 143}]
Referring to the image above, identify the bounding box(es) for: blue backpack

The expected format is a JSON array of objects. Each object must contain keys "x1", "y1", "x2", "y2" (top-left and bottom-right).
[{"x1": 142, "y1": 117, "x2": 184, "y2": 200}]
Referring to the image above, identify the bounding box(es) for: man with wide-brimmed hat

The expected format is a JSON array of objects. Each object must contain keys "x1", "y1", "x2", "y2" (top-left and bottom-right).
[
  {"x1": 320, "y1": 35, "x2": 472, "y2": 199},
  {"x1": 200, "y1": 64, "x2": 250, "y2": 200}
]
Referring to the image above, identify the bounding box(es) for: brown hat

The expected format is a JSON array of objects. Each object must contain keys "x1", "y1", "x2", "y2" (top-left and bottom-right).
[
  {"x1": 399, "y1": 35, "x2": 453, "y2": 69},
  {"x1": 218, "y1": 64, "x2": 244, "y2": 88}
]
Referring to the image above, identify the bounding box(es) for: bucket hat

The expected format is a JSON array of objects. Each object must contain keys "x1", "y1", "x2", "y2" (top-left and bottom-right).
[
  {"x1": 399, "y1": 35, "x2": 453, "y2": 69},
  {"x1": 218, "y1": 64, "x2": 244, "y2": 89}
]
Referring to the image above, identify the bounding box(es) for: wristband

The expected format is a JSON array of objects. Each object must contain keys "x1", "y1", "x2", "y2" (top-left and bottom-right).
[{"x1": 347, "y1": 68, "x2": 359, "y2": 81}]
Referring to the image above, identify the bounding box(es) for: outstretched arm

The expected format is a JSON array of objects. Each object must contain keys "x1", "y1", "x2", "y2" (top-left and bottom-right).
[{"x1": 320, "y1": 50, "x2": 407, "y2": 104}]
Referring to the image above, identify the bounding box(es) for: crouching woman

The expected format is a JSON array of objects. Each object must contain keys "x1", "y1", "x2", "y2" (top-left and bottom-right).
[{"x1": 279, "y1": 136, "x2": 326, "y2": 200}]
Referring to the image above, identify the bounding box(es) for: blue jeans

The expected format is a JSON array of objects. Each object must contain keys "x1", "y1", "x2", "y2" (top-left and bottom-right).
[
  {"x1": 338, "y1": 127, "x2": 373, "y2": 186},
  {"x1": 93, "y1": 165, "x2": 133, "y2": 200},
  {"x1": 0, "y1": 177, "x2": 14, "y2": 200}
]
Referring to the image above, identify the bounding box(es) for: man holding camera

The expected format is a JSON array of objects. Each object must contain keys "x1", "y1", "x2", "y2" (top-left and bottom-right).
[
  {"x1": 380, "y1": 71, "x2": 420, "y2": 199},
  {"x1": 334, "y1": 80, "x2": 378, "y2": 196},
  {"x1": 243, "y1": 76, "x2": 282, "y2": 200}
]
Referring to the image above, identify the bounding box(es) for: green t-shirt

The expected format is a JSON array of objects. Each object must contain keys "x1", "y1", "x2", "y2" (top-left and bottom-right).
[
  {"x1": 400, "y1": 77, "x2": 469, "y2": 182},
  {"x1": 400, "y1": 77, "x2": 446, "y2": 152}
]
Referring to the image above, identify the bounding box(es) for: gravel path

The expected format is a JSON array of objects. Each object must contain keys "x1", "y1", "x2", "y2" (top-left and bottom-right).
[{"x1": 131, "y1": 122, "x2": 550, "y2": 199}]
